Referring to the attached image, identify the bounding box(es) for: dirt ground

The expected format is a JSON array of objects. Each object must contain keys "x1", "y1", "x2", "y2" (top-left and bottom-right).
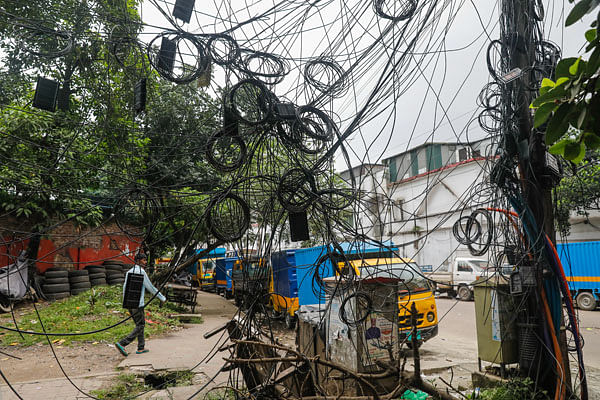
[
  {"x1": 3, "y1": 292, "x2": 598, "y2": 399},
  {"x1": 1, "y1": 341, "x2": 122, "y2": 382},
  {"x1": 0, "y1": 301, "x2": 176, "y2": 383},
  {"x1": 0, "y1": 300, "x2": 133, "y2": 382},
  {"x1": 0, "y1": 290, "x2": 238, "y2": 384}
]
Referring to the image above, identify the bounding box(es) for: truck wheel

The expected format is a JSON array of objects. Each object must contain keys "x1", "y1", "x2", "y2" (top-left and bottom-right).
[
  {"x1": 577, "y1": 292, "x2": 597, "y2": 311},
  {"x1": 406, "y1": 341, "x2": 422, "y2": 350},
  {"x1": 458, "y1": 286, "x2": 472, "y2": 301},
  {"x1": 267, "y1": 305, "x2": 283, "y2": 320},
  {"x1": 285, "y1": 313, "x2": 296, "y2": 330}
]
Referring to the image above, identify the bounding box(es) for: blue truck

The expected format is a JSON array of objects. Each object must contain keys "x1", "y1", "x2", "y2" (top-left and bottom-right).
[
  {"x1": 270, "y1": 250, "x2": 299, "y2": 329},
  {"x1": 270, "y1": 242, "x2": 396, "y2": 329},
  {"x1": 557, "y1": 241, "x2": 600, "y2": 311},
  {"x1": 295, "y1": 241, "x2": 398, "y2": 307},
  {"x1": 188, "y1": 248, "x2": 226, "y2": 291},
  {"x1": 215, "y1": 256, "x2": 236, "y2": 298}
]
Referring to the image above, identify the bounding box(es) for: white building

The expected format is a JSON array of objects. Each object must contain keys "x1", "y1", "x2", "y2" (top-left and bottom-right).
[{"x1": 340, "y1": 138, "x2": 600, "y2": 270}]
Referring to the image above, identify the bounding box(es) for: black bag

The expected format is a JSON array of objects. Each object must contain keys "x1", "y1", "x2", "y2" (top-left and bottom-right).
[{"x1": 123, "y1": 266, "x2": 144, "y2": 309}]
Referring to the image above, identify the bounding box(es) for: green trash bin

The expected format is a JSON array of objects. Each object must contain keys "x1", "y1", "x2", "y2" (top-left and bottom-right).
[{"x1": 473, "y1": 275, "x2": 519, "y2": 376}]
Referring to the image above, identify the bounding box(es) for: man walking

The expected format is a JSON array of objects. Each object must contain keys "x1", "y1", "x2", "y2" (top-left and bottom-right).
[{"x1": 115, "y1": 252, "x2": 166, "y2": 356}]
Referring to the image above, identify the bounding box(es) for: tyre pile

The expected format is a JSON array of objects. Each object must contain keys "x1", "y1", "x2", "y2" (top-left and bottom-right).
[
  {"x1": 69, "y1": 270, "x2": 91, "y2": 295},
  {"x1": 102, "y1": 260, "x2": 127, "y2": 285},
  {"x1": 84, "y1": 265, "x2": 108, "y2": 286},
  {"x1": 41, "y1": 261, "x2": 130, "y2": 301},
  {"x1": 41, "y1": 268, "x2": 70, "y2": 300}
]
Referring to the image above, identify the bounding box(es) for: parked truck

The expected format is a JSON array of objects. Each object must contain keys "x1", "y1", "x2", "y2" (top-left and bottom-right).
[
  {"x1": 294, "y1": 241, "x2": 439, "y2": 345},
  {"x1": 420, "y1": 257, "x2": 490, "y2": 301},
  {"x1": 215, "y1": 256, "x2": 236, "y2": 299},
  {"x1": 270, "y1": 249, "x2": 299, "y2": 329},
  {"x1": 345, "y1": 256, "x2": 439, "y2": 345},
  {"x1": 231, "y1": 256, "x2": 269, "y2": 308},
  {"x1": 188, "y1": 248, "x2": 226, "y2": 291},
  {"x1": 557, "y1": 241, "x2": 600, "y2": 311}
]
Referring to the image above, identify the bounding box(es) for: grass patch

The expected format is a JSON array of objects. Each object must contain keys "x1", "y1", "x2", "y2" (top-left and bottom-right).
[
  {"x1": 91, "y1": 373, "x2": 147, "y2": 400},
  {"x1": 91, "y1": 371, "x2": 196, "y2": 400},
  {"x1": 203, "y1": 387, "x2": 240, "y2": 400},
  {"x1": 0, "y1": 285, "x2": 187, "y2": 346},
  {"x1": 178, "y1": 315, "x2": 203, "y2": 324},
  {"x1": 144, "y1": 370, "x2": 195, "y2": 389},
  {"x1": 468, "y1": 378, "x2": 548, "y2": 399}
]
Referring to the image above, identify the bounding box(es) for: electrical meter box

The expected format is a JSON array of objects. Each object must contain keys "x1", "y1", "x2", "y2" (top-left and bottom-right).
[
  {"x1": 325, "y1": 278, "x2": 399, "y2": 371},
  {"x1": 322, "y1": 276, "x2": 400, "y2": 395},
  {"x1": 473, "y1": 276, "x2": 519, "y2": 371}
]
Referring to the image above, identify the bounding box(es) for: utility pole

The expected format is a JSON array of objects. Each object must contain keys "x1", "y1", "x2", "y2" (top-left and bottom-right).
[{"x1": 501, "y1": 0, "x2": 572, "y2": 395}]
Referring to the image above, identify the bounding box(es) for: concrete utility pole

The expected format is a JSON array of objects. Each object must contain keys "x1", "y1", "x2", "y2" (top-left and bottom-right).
[{"x1": 501, "y1": 0, "x2": 572, "y2": 395}]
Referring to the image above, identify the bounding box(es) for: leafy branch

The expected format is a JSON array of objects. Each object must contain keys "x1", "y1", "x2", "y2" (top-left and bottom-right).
[{"x1": 530, "y1": 0, "x2": 600, "y2": 164}]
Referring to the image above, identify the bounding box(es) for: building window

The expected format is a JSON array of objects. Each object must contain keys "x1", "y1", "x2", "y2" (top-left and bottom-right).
[
  {"x1": 345, "y1": 212, "x2": 354, "y2": 228},
  {"x1": 458, "y1": 146, "x2": 481, "y2": 162},
  {"x1": 389, "y1": 158, "x2": 397, "y2": 182},
  {"x1": 426, "y1": 144, "x2": 442, "y2": 171},
  {"x1": 392, "y1": 200, "x2": 404, "y2": 221},
  {"x1": 410, "y1": 150, "x2": 419, "y2": 176}
]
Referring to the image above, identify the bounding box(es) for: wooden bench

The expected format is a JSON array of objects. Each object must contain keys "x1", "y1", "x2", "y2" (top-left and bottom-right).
[{"x1": 165, "y1": 283, "x2": 198, "y2": 313}]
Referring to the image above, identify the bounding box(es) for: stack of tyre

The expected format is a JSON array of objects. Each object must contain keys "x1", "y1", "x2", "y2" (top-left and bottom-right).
[
  {"x1": 68, "y1": 270, "x2": 91, "y2": 295},
  {"x1": 42, "y1": 268, "x2": 70, "y2": 300},
  {"x1": 102, "y1": 260, "x2": 126, "y2": 285},
  {"x1": 84, "y1": 265, "x2": 107, "y2": 287}
]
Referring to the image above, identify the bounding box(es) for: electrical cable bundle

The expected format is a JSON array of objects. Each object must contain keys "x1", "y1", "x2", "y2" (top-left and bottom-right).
[{"x1": 0, "y1": 0, "x2": 588, "y2": 398}]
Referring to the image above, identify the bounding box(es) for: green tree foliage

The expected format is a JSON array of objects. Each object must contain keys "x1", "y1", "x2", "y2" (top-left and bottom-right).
[
  {"x1": 0, "y1": 0, "x2": 147, "y2": 227},
  {"x1": 143, "y1": 81, "x2": 221, "y2": 191},
  {"x1": 127, "y1": 80, "x2": 222, "y2": 258},
  {"x1": 555, "y1": 155, "x2": 600, "y2": 235},
  {"x1": 0, "y1": 1, "x2": 221, "y2": 258},
  {"x1": 530, "y1": 0, "x2": 600, "y2": 163},
  {"x1": 529, "y1": 1, "x2": 600, "y2": 234}
]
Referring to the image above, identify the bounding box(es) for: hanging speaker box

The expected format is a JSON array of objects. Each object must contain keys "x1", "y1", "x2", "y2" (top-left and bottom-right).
[
  {"x1": 33, "y1": 77, "x2": 59, "y2": 112},
  {"x1": 289, "y1": 211, "x2": 310, "y2": 242},
  {"x1": 223, "y1": 104, "x2": 239, "y2": 136},
  {"x1": 274, "y1": 102, "x2": 296, "y2": 120},
  {"x1": 134, "y1": 79, "x2": 147, "y2": 113},
  {"x1": 157, "y1": 37, "x2": 177, "y2": 73},
  {"x1": 173, "y1": 0, "x2": 195, "y2": 23}
]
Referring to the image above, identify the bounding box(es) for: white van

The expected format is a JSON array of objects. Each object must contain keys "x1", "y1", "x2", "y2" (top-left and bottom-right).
[{"x1": 420, "y1": 258, "x2": 489, "y2": 301}]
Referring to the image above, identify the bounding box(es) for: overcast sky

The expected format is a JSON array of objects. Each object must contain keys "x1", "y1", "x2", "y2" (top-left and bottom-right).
[{"x1": 138, "y1": 0, "x2": 595, "y2": 170}]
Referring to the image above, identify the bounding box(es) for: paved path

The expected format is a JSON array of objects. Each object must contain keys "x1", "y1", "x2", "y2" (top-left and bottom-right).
[
  {"x1": 117, "y1": 290, "x2": 238, "y2": 383},
  {"x1": 4, "y1": 293, "x2": 599, "y2": 399},
  {"x1": 0, "y1": 291, "x2": 238, "y2": 400},
  {"x1": 0, "y1": 374, "x2": 115, "y2": 400}
]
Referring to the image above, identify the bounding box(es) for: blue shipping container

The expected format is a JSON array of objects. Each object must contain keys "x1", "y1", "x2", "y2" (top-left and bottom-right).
[
  {"x1": 556, "y1": 241, "x2": 600, "y2": 310},
  {"x1": 295, "y1": 241, "x2": 398, "y2": 306}
]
